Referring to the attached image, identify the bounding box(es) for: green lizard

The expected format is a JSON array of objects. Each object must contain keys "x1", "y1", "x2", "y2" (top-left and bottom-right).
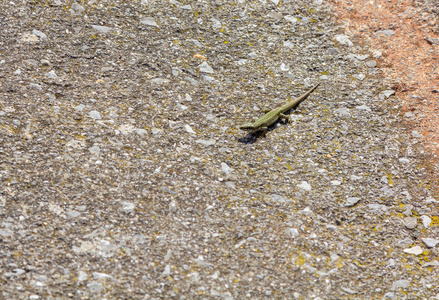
[{"x1": 238, "y1": 83, "x2": 320, "y2": 133}]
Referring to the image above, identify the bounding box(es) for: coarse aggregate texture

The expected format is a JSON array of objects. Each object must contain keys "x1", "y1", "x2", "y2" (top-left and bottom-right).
[
  {"x1": 0, "y1": 0, "x2": 438, "y2": 299},
  {"x1": 331, "y1": 0, "x2": 439, "y2": 157}
]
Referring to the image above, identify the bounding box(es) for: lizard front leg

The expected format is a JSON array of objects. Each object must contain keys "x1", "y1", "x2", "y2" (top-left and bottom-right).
[
  {"x1": 259, "y1": 127, "x2": 269, "y2": 136},
  {"x1": 279, "y1": 113, "x2": 290, "y2": 123}
]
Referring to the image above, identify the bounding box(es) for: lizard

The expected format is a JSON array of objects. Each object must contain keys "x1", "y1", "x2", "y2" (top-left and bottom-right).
[{"x1": 238, "y1": 82, "x2": 320, "y2": 134}]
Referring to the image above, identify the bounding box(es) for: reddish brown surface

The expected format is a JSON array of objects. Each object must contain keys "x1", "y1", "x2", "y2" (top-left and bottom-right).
[{"x1": 330, "y1": 0, "x2": 439, "y2": 155}]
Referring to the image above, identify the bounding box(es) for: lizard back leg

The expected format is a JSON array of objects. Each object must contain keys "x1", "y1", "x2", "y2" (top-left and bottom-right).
[{"x1": 260, "y1": 127, "x2": 268, "y2": 136}]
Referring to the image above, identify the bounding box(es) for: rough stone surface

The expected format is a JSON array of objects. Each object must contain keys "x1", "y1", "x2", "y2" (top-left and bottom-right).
[
  {"x1": 403, "y1": 217, "x2": 418, "y2": 229},
  {"x1": 0, "y1": 0, "x2": 438, "y2": 299}
]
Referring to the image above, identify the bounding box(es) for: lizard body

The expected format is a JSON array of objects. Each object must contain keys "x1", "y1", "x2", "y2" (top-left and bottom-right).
[{"x1": 238, "y1": 83, "x2": 320, "y2": 133}]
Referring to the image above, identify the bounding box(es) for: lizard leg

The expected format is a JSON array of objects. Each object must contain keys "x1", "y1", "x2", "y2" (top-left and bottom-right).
[
  {"x1": 260, "y1": 127, "x2": 268, "y2": 136},
  {"x1": 279, "y1": 113, "x2": 290, "y2": 123}
]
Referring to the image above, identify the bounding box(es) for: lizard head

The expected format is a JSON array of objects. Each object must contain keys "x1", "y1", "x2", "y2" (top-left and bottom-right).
[{"x1": 238, "y1": 123, "x2": 256, "y2": 131}]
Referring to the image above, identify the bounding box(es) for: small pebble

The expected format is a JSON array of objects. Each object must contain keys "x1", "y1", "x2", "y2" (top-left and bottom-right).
[
  {"x1": 365, "y1": 60, "x2": 377, "y2": 68},
  {"x1": 297, "y1": 181, "x2": 311, "y2": 191},
  {"x1": 403, "y1": 217, "x2": 417, "y2": 229},
  {"x1": 356, "y1": 105, "x2": 371, "y2": 111},
  {"x1": 383, "y1": 292, "x2": 396, "y2": 299},
  {"x1": 335, "y1": 108, "x2": 350, "y2": 116},
  {"x1": 66, "y1": 210, "x2": 80, "y2": 218},
  {"x1": 91, "y1": 25, "x2": 112, "y2": 33},
  {"x1": 32, "y1": 29, "x2": 47, "y2": 39},
  {"x1": 88, "y1": 145, "x2": 100, "y2": 156},
  {"x1": 399, "y1": 157, "x2": 410, "y2": 164},
  {"x1": 376, "y1": 29, "x2": 395, "y2": 37},
  {"x1": 353, "y1": 74, "x2": 366, "y2": 81},
  {"x1": 87, "y1": 281, "x2": 104, "y2": 293},
  {"x1": 285, "y1": 228, "x2": 299, "y2": 237},
  {"x1": 284, "y1": 15, "x2": 298, "y2": 23},
  {"x1": 412, "y1": 131, "x2": 423, "y2": 138},
  {"x1": 421, "y1": 238, "x2": 439, "y2": 248},
  {"x1": 135, "y1": 129, "x2": 148, "y2": 136},
  {"x1": 72, "y1": 3, "x2": 85, "y2": 13},
  {"x1": 420, "y1": 215, "x2": 431, "y2": 228},
  {"x1": 345, "y1": 197, "x2": 360, "y2": 207},
  {"x1": 381, "y1": 90, "x2": 395, "y2": 98},
  {"x1": 300, "y1": 207, "x2": 313, "y2": 215},
  {"x1": 391, "y1": 279, "x2": 410, "y2": 290},
  {"x1": 403, "y1": 246, "x2": 423, "y2": 255},
  {"x1": 195, "y1": 139, "x2": 216, "y2": 146},
  {"x1": 89, "y1": 110, "x2": 101, "y2": 120},
  {"x1": 422, "y1": 260, "x2": 439, "y2": 267},
  {"x1": 355, "y1": 54, "x2": 370, "y2": 61},
  {"x1": 45, "y1": 70, "x2": 57, "y2": 78},
  {"x1": 162, "y1": 265, "x2": 171, "y2": 276},
  {"x1": 14, "y1": 268, "x2": 26, "y2": 275},
  {"x1": 184, "y1": 124, "x2": 196, "y2": 134},
  {"x1": 140, "y1": 17, "x2": 159, "y2": 27},
  {"x1": 335, "y1": 34, "x2": 353, "y2": 46},
  {"x1": 122, "y1": 202, "x2": 135, "y2": 213},
  {"x1": 221, "y1": 162, "x2": 233, "y2": 175}
]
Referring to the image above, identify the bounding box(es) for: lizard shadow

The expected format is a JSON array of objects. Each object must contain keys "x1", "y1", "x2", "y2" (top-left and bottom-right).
[{"x1": 237, "y1": 119, "x2": 288, "y2": 144}]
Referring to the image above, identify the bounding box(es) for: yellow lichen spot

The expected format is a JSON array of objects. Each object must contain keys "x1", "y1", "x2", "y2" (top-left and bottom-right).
[
  {"x1": 234, "y1": 278, "x2": 239, "y2": 283},
  {"x1": 387, "y1": 173, "x2": 393, "y2": 185},
  {"x1": 224, "y1": 40, "x2": 229, "y2": 44},
  {"x1": 286, "y1": 164, "x2": 293, "y2": 170},
  {"x1": 421, "y1": 251, "x2": 430, "y2": 261},
  {"x1": 295, "y1": 255, "x2": 306, "y2": 266},
  {"x1": 336, "y1": 261, "x2": 343, "y2": 268},
  {"x1": 431, "y1": 216, "x2": 439, "y2": 226},
  {"x1": 246, "y1": 42, "x2": 253, "y2": 46}
]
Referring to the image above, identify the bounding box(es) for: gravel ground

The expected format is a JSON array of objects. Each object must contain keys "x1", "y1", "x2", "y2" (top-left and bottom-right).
[
  {"x1": 1, "y1": 0, "x2": 439, "y2": 299},
  {"x1": 331, "y1": 0, "x2": 439, "y2": 158}
]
